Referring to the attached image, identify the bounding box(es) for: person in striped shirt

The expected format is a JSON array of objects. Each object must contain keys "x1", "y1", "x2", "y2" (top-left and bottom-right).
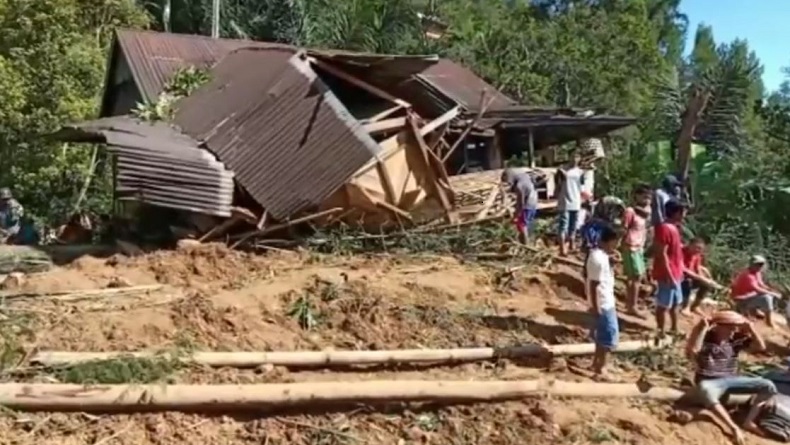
[{"x1": 686, "y1": 310, "x2": 775, "y2": 444}]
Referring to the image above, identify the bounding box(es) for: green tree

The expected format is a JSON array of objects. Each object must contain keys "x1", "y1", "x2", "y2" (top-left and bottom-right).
[{"x1": 0, "y1": 0, "x2": 148, "y2": 224}]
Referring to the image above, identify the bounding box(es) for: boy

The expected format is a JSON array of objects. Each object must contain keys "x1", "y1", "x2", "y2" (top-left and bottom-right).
[
  {"x1": 579, "y1": 196, "x2": 625, "y2": 301},
  {"x1": 502, "y1": 168, "x2": 538, "y2": 245},
  {"x1": 621, "y1": 184, "x2": 652, "y2": 316},
  {"x1": 652, "y1": 199, "x2": 687, "y2": 337},
  {"x1": 586, "y1": 223, "x2": 621, "y2": 381},
  {"x1": 680, "y1": 237, "x2": 722, "y2": 316},
  {"x1": 555, "y1": 152, "x2": 585, "y2": 256}
]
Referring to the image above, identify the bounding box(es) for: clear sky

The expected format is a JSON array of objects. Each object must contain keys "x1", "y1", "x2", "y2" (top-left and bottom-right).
[{"x1": 682, "y1": 0, "x2": 789, "y2": 92}]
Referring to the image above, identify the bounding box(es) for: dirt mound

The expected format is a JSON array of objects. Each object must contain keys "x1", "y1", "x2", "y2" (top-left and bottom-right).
[
  {"x1": 3, "y1": 251, "x2": 787, "y2": 445},
  {"x1": 124, "y1": 243, "x2": 274, "y2": 288}
]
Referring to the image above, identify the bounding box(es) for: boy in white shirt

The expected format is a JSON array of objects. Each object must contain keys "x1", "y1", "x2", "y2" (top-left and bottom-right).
[{"x1": 586, "y1": 223, "x2": 621, "y2": 380}]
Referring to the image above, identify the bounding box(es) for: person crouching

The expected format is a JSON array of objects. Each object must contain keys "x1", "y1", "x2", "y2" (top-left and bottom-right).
[{"x1": 686, "y1": 310, "x2": 776, "y2": 444}]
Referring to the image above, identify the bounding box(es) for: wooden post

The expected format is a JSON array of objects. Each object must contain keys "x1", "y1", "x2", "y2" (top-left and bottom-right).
[{"x1": 527, "y1": 129, "x2": 536, "y2": 168}]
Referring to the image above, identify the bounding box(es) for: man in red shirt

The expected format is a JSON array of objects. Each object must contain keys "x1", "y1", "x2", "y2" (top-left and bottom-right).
[
  {"x1": 731, "y1": 255, "x2": 783, "y2": 328},
  {"x1": 652, "y1": 199, "x2": 686, "y2": 337}
]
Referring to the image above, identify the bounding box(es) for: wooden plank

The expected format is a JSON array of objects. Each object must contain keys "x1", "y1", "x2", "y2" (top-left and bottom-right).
[
  {"x1": 364, "y1": 117, "x2": 406, "y2": 135},
  {"x1": 364, "y1": 105, "x2": 403, "y2": 123},
  {"x1": 407, "y1": 114, "x2": 456, "y2": 223},
  {"x1": 475, "y1": 185, "x2": 500, "y2": 220},
  {"x1": 421, "y1": 106, "x2": 459, "y2": 135},
  {"x1": 309, "y1": 57, "x2": 411, "y2": 108},
  {"x1": 375, "y1": 160, "x2": 398, "y2": 205}
]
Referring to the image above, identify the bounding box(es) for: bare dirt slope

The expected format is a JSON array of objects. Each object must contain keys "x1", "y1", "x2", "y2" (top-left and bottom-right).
[{"x1": 0, "y1": 244, "x2": 788, "y2": 445}]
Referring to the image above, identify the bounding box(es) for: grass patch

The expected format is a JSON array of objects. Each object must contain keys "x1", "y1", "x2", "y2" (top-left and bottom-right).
[
  {"x1": 617, "y1": 344, "x2": 688, "y2": 379},
  {"x1": 0, "y1": 309, "x2": 37, "y2": 374},
  {"x1": 48, "y1": 353, "x2": 186, "y2": 385}
]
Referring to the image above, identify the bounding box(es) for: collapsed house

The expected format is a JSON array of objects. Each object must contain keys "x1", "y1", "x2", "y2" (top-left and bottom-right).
[{"x1": 53, "y1": 29, "x2": 636, "y2": 241}]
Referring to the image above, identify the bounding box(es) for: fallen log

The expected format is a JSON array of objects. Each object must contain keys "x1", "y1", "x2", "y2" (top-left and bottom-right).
[
  {"x1": 0, "y1": 380, "x2": 689, "y2": 412},
  {"x1": 31, "y1": 339, "x2": 672, "y2": 368}
]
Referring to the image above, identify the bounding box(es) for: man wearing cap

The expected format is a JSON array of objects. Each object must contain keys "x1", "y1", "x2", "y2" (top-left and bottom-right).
[
  {"x1": 731, "y1": 255, "x2": 784, "y2": 328},
  {"x1": 686, "y1": 310, "x2": 775, "y2": 444},
  {"x1": 0, "y1": 188, "x2": 24, "y2": 244},
  {"x1": 651, "y1": 174, "x2": 683, "y2": 227}
]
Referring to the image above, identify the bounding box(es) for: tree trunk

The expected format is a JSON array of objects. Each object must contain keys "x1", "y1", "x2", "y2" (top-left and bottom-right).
[
  {"x1": 32, "y1": 339, "x2": 671, "y2": 368},
  {"x1": 0, "y1": 380, "x2": 690, "y2": 412}
]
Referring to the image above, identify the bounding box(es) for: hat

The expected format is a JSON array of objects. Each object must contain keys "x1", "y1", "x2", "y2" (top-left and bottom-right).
[
  {"x1": 662, "y1": 174, "x2": 683, "y2": 189},
  {"x1": 0, "y1": 188, "x2": 11, "y2": 200},
  {"x1": 750, "y1": 255, "x2": 767, "y2": 265},
  {"x1": 710, "y1": 310, "x2": 747, "y2": 326}
]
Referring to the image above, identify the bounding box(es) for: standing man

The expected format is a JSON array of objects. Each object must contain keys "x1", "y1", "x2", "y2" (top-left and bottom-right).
[
  {"x1": 501, "y1": 168, "x2": 539, "y2": 244},
  {"x1": 731, "y1": 255, "x2": 783, "y2": 328},
  {"x1": 586, "y1": 223, "x2": 620, "y2": 381},
  {"x1": 0, "y1": 188, "x2": 24, "y2": 244},
  {"x1": 652, "y1": 199, "x2": 687, "y2": 337},
  {"x1": 555, "y1": 152, "x2": 585, "y2": 256},
  {"x1": 621, "y1": 184, "x2": 652, "y2": 316},
  {"x1": 651, "y1": 174, "x2": 683, "y2": 227}
]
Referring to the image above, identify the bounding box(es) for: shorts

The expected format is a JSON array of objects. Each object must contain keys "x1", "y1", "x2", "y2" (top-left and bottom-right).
[
  {"x1": 655, "y1": 280, "x2": 683, "y2": 309},
  {"x1": 735, "y1": 294, "x2": 775, "y2": 313},
  {"x1": 591, "y1": 307, "x2": 619, "y2": 349},
  {"x1": 515, "y1": 208, "x2": 537, "y2": 233},
  {"x1": 622, "y1": 249, "x2": 646, "y2": 279},
  {"x1": 557, "y1": 210, "x2": 579, "y2": 238}
]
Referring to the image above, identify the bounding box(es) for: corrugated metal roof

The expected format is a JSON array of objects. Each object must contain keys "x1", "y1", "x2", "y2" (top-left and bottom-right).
[
  {"x1": 418, "y1": 59, "x2": 516, "y2": 112},
  {"x1": 173, "y1": 48, "x2": 381, "y2": 220},
  {"x1": 106, "y1": 29, "x2": 511, "y2": 115},
  {"x1": 114, "y1": 29, "x2": 289, "y2": 105},
  {"x1": 52, "y1": 117, "x2": 234, "y2": 217}
]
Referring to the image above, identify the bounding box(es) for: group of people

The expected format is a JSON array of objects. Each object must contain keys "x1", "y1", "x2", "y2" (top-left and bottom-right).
[{"x1": 501, "y1": 151, "x2": 789, "y2": 444}]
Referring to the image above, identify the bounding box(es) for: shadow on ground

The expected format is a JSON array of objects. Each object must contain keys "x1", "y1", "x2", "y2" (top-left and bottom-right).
[
  {"x1": 545, "y1": 271, "x2": 586, "y2": 301},
  {"x1": 546, "y1": 308, "x2": 649, "y2": 335}
]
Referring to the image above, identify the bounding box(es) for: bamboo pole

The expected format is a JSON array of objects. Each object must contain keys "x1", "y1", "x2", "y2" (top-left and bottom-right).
[
  {"x1": 1, "y1": 285, "x2": 164, "y2": 301},
  {"x1": 31, "y1": 339, "x2": 671, "y2": 368},
  {"x1": 0, "y1": 380, "x2": 692, "y2": 412}
]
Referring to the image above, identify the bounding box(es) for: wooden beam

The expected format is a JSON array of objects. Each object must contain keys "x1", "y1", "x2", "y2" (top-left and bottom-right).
[
  {"x1": 364, "y1": 105, "x2": 403, "y2": 123},
  {"x1": 408, "y1": 114, "x2": 456, "y2": 223},
  {"x1": 229, "y1": 208, "x2": 343, "y2": 248},
  {"x1": 441, "y1": 94, "x2": 495, "y2": 163},
  {"x1": 364, "y1": 117, "x2": 406, "y2": 135},
  {"x1": 309, "y1": 57, "x2": 410, "y2": 108},
  {"x1": 421, "y1": 106, "x2": 460, "y2": 135},
  {"x1": 375, "y1": 160, "x2": 398, "y2": 205}
]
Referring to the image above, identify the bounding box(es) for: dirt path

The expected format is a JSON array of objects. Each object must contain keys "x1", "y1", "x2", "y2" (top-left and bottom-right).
[{"x1": 1, "y1": 245, "x2": 788, "y2": 444}]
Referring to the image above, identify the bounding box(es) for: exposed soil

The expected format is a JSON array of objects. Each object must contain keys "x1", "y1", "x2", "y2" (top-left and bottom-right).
[{"x1": 2, "y1": 243, "x2": 790, "y2": 444}]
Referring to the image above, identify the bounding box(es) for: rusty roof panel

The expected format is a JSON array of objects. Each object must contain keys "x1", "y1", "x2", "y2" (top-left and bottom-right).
[
  {"x1": 174, "y1": 49, "x2": 380, "y2": 220},
  {"x1": 116, "y1": 29, "x2": 288, "y2": 103},
  {"x1": 53, "y1": 117, "x2": 234, "y2": 217},
  {"x1": 110, "y1": 30, "x2": 511, "y2": 115},
  {"x1": 418, "y1": 59, "x2": 515, "y2": 112}
]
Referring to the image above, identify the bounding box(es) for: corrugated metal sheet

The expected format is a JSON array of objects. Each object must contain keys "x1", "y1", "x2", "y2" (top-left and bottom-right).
[
  {"x1": 173, "y1": 48, "x2": 381, "y2": 220},
  {"x1": 53, "y1": 117, "x2": 234, "y2": 217},
  {"x1": 115, "y1": 29, "x2": 289, "y2": 104},
  {"x1": 108, "y1": 30, "x2": 510, "y2": 116},
  {"x1": 418, "y1": 59, "x2": 516, "y2": 112}
]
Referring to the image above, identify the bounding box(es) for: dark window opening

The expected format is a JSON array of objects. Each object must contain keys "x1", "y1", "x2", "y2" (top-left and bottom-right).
[{"x1": 310, "y1": 63, "x2": 394, "y2": 121}]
